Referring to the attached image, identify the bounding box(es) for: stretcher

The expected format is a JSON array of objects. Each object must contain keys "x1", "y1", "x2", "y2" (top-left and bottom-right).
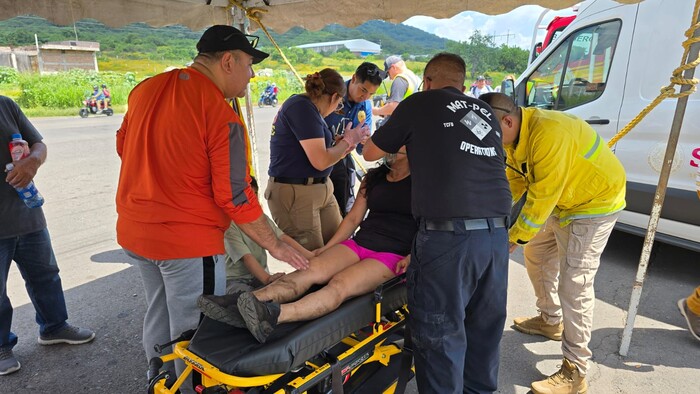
[{"x1": 148, "y1": 274, "x2": 413, "y2": 394}]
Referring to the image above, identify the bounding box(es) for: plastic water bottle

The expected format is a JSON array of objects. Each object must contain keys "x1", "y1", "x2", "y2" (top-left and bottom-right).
[
  {"x1": 9, "y1": 133, "x2": 29, "y2": 161},
  {"x1": 5, "y1": 163, "x2": 44, "y2": 208}
]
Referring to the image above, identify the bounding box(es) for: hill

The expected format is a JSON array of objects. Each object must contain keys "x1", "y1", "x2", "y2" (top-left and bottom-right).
[{"x1": 0, "y1": 16, "x2": 450, "y2": 63}]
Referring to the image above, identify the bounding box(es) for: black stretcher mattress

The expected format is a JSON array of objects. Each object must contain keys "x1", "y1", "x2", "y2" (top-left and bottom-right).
[{"x1": 187, "y1": 283, "x2": 407, "y2": 376}]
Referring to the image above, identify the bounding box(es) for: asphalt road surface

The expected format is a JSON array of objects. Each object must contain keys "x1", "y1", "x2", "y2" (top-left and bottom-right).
[{"x1": 4, "y1": 108, "x2": 699, "y2": 393}]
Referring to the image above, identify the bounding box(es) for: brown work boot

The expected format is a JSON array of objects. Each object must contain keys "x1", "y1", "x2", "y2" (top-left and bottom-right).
[
  {"x1": 678, "y1": 298, "x2": 700, "y2": 342},
  {"x1": 513, "y1": 315, "x2": 563, "y2": 341},
  {"x1": 531, "y1": 359, "x2": 588, "y2": 394}
]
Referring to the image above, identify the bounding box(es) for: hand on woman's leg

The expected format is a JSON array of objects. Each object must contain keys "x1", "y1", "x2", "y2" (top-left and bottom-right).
[
  {"x1": 278, "y1": 258, "x2": 395, "y2": 323},
  {"x1": 253, "y1": 244, "x2": 359, "y2": 304}
]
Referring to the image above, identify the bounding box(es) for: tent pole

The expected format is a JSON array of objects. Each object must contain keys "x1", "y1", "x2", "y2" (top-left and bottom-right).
[
  {"x1": 232, "y1": 7, "x2": 260, "y2": 179},
  {"x1": 619, "y1": 13, "x2": 700, "y2": 356}
]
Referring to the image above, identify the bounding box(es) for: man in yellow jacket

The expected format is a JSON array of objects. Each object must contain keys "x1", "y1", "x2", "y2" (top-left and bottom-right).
[{"x1": 481, "y1": 93, "x2": 626, "y2": 394}]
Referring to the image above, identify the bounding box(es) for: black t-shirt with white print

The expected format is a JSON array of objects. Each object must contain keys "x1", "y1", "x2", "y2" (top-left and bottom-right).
[{"x1": 371, "y1": 86, "x2": 511, "y2": 220}]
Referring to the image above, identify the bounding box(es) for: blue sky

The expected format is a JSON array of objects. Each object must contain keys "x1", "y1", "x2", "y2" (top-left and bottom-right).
[{"x1": 403, "y1": 5, "x2": 577, "y2": 50}]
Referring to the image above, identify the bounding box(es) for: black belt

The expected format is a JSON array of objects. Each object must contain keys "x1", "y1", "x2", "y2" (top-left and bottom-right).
[
  {"x1": 271, "y1": 176, "x2": 327, "y2": 185},
  {"x1": 422, "y1": 217, "x2": 507, "y2": 232}
]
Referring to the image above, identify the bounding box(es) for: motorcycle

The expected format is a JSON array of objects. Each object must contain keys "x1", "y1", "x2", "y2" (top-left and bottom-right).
[
  {"x1": 258, "y1": 91, "x2": 278, "y2": 108},
  {"x1": 79, "y1": 96, "x2": 113, "y2": 118}
]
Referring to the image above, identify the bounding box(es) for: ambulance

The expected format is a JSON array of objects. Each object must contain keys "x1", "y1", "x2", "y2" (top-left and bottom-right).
[{"x1": 506, "y1": 0, "x2": 700, "y2": 251}]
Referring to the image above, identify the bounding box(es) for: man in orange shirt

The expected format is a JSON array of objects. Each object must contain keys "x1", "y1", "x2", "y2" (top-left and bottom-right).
[{"x1": 115, "y1": 25, "x2": 308, "y2": 391}]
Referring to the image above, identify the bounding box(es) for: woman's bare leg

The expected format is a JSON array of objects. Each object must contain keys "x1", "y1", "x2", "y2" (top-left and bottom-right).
[
  {"x1": 278, "y1": 259, "x2": 395, "y2": 323},
  {"x1": 253, "y1": 244, "x2": 359, "y2": 303}
]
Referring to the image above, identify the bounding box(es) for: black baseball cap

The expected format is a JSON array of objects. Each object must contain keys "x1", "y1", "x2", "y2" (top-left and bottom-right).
[{"x1": 197, "y1": 25, "x2": 269, "y2": 64}]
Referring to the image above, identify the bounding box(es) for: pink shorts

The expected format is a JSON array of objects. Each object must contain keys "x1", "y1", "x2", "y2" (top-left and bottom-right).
[{"x1": 339, "y1": 239, "x2": 404, "y2": 275}]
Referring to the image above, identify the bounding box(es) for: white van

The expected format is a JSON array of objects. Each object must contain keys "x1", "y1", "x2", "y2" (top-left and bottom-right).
[{"x1": 507, "y1": 0, "x2": 700, "y2": 251}]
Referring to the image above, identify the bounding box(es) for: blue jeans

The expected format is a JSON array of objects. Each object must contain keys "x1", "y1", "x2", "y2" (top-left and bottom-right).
[
  {"x1": 408, "y1": 219, "x2": 509, "y2": 394},
  {"x1": 0, "y1": 228, "x2": 68, "y2": 349}
]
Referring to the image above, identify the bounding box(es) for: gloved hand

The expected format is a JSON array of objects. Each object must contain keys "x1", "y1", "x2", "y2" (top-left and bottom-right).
[{"x1": 341, "y1": 123, "x2": 371, "y2": 149}]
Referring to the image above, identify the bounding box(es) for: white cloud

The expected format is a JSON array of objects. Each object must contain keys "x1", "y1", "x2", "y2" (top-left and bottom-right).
[{"x1": 403, "y1": 5, "x2": 577, "y2": 50}]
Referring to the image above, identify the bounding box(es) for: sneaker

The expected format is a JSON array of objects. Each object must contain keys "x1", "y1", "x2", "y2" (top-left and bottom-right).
[
  {"x1": 677, "y1": 298, "x2": 700, "y2": 342},
  {"x1": 197, "y1": 292, "x2": 246, "y2": 328},
  {"x1": 237, "y1": 292, "x2": 281, "y2": 343},
  {"x1": 531, "y1": 358, "x2": 588, "y2": 394},
  {"x1": 0, "y1": 348, "x2": 20, "y2": 376},
  {"x1": 38, "y1": 324, "x2": 95, "y2": 345},
  {"x1": 513, "y1": 315, "x2": 563, "y2": 341}
]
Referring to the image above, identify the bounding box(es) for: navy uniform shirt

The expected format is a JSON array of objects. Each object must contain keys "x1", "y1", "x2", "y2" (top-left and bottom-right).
[
  {"x1": 268, "y1": 94, "x2": 333, "y2": 178},
  {"x1": 324, "y1": 80, "x2": 373, "y2": 134},
  {"x1": 371, "y1": 87, "x2": 511, "y2": 220}
]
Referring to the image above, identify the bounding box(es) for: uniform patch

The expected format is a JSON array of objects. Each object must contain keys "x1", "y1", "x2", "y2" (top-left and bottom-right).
[{"x1": 461, "y1": 111, "x2": 492, "y2": 140}]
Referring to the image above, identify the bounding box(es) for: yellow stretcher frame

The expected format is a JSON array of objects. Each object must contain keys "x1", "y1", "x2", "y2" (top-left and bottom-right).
[{"x1": 148, "y1": 276, "x2": 412, "y2": 394}]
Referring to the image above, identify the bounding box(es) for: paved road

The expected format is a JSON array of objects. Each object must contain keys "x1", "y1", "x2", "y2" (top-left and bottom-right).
[{"x1": 4, "y1": 109, "x2": 699, "y2": 393}]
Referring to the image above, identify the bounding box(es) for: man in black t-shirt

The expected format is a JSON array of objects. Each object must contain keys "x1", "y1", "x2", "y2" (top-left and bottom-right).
[{"x1": 363, "y1": 53, "x2": 511, "y2": 393}]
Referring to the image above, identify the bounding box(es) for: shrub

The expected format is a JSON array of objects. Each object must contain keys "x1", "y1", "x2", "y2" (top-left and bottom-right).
[
  {"x1": 16, "y1": 70, "x2": 138, "y2": 109},
  {"x1": 0, "y1": 67, "x2": 18, "y2": 84}
]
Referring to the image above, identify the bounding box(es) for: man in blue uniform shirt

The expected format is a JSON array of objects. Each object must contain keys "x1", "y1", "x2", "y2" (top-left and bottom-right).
[
  {"x1": 363, "y1": 53, "x2": 511, "y2": 393},
  {"x1": 326, "y1": 62, "x2": 385, "y2": 216}
]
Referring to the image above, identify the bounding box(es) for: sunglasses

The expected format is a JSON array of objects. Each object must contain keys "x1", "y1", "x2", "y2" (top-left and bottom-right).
[
  {"x1": 365, "y1": 67, "x2": 382, "y2": 77},
  {"x1": 223, "y1": 32, "x2": 260, "y2": 48}
]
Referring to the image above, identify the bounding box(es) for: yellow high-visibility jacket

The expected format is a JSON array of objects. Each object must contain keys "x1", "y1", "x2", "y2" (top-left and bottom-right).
[{"x1": 506, "y1": 107, "x2": 626, "y2": 245}]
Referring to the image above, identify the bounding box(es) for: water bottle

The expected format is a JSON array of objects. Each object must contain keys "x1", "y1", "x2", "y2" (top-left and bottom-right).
[
  {"x1": 5, "y1": 163, "x2": 45, "y2": 208},
  {"x1": 9, "y1": 133, "x2": 29, "y2": 161}
]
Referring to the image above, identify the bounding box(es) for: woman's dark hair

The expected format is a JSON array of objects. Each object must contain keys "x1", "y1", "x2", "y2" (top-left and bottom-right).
[
  {"x1": 360, "y1": 163, "x2": 390, "y2": 198},
  {"x1": 305, "y1": 68, "x2": 346, "y2": 100}
]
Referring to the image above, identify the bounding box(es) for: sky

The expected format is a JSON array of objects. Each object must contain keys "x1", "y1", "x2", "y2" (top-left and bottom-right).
[{"x1": 403, "y1": 5, "x2": 577, "y2": 50}]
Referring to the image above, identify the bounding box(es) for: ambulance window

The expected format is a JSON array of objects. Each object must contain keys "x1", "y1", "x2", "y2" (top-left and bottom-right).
[{"x1": 526, "y1": 20, "x2": 621, "y2": 110}]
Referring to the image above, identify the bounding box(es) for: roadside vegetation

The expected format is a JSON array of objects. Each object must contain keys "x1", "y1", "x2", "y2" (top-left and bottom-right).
[{"x1": 0, "y1": 16, "x2": 528, "y2": 116}]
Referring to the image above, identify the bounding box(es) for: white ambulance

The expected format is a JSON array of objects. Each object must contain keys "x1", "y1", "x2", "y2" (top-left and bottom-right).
[{"x1": 507, "y1": 0, "x2": 700, "y2": 251}]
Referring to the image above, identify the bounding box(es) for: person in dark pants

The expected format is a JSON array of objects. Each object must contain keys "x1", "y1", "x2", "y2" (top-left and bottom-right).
[
  {"x1": 325, "y1": 62, "x2": 386, "y2": 216},
  {"x1": 363, "y1": 53, "x2": 511, "y2": 393},
  {"x1": 1, "y1": 96, "x2": 95, "y2": 376}
]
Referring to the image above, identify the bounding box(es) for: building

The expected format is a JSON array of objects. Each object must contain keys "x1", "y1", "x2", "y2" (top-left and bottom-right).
[
  {"x1": 0, "y1": 40, "x2": 100, "y2": 74},
  {"x1": 295, "y1": 39, "x2": 380, "y2": 57}
]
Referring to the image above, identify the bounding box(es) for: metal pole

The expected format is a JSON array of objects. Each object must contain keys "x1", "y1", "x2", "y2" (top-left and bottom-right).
[
  {"x1": 529, "y1": 9, "x2": 549, "y2": 65},
  {"x1": 232, "y1": 8, "x2": 260, "y2": 179},
  {"x1": 619, "y1": 13, "x2": 700, "y2": 356}
]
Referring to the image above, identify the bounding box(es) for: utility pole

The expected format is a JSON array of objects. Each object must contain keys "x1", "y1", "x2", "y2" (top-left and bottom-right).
[{"x1": 492, "y1": 30, "x2": 516, "y2": 46}]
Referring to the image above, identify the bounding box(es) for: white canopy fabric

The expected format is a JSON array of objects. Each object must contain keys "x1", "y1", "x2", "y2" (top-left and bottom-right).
[{"x1": 0, "y1": 0, "x2": 642, "y2": 32}]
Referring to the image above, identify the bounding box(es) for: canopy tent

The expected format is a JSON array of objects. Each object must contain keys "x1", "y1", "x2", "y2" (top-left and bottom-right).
[
  {"x1": 0, "y1": 0, "x2": 641, "y2": 32},
  {"x1": 1, "y1": 0, "x2": 693, "y2": 359}
]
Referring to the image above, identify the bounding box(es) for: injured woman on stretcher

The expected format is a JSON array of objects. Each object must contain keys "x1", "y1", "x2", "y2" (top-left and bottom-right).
[{"x1": 199, "y1": 146, "x2": 414, "y2": 344}]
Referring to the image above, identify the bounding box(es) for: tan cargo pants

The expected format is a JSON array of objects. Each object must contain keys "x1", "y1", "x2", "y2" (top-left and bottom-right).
[
  {"x1": 264, "y1": 178, "x2": 342, "y2": 251},
  {"x1": 523, "y1": 213, "x2": 619, "y2": 374}
]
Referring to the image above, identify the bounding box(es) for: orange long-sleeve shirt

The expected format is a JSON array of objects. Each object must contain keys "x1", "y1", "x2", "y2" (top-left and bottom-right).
[{"x1": 116, "y1": 68, "x2": 262, "y2": 260}]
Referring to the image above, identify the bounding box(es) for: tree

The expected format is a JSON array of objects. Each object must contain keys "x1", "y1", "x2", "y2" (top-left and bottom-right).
[
  {"x1": 447, "y1": 30, "x2": 497, "y2": 79},
  {"x1": 495, "y1": 44, "x2": 528, "y2": 74}
]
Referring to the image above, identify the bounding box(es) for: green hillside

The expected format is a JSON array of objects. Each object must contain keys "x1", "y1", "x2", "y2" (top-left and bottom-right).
[
  {"x1": 0, "y1": 16, "x2": 528, "y2": 115},
  {"x1": 0, "y1": 16, "x2": 447, "y2": 64}
]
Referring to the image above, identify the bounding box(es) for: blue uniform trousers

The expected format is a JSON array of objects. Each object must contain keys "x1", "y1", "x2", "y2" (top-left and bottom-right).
[
  {"x1": 0, "y1": 228, "x2": 68, "y2": 349},
  {"x1": 407, "y1": 219, "x2": 509, "y2": 393}
]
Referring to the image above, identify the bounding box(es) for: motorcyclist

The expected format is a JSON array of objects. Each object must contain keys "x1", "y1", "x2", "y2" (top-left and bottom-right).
[
  {"x1": 271, "y1": 83, "x2": 279, "y2": 99},
  {"x1": 90, "y1": 85, "x2": 106, "y2": 111},
  {"x1": 260, "y1": 82, "x2": 275, "y2": 106},
  {"x1": 101, "y1": 84, "x2": 111, "y2": 107}
]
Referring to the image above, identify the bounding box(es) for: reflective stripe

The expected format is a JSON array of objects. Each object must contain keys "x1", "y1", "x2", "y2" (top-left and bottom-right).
[
  {"x1": 519, "y1": 213, "x2": 543, "y2": 229},
  {"x1": 560, "y1": 206, "x2": 624, "y2": 223},
  {"x1": 228, "y1": 122, "x2": 249, "y2": 206},
  {"x1": 583, "y1": 133, "x2": 601, "y2": 159}
]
